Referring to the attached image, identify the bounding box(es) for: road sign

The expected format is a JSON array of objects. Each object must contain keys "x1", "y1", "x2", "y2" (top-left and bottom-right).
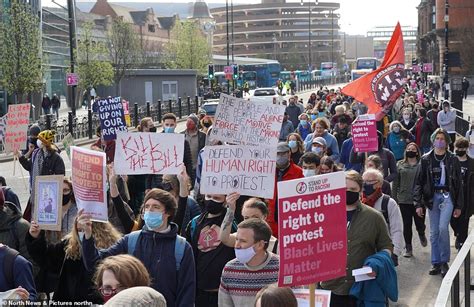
[
  {"x1": 66, "y1": 73, "x2": 79, "y2": 86},
  {"x1": 224, "y1": 66, "x2": 232, "y2": 74},
  {"x1": 422, "y1": 63, "x2": 433, "y2": 73}
]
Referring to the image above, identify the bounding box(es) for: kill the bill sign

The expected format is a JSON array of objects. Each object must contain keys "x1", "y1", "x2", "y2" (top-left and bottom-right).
[{"x1": 278, "y1": 172, "x2": 347, "y2": 287}]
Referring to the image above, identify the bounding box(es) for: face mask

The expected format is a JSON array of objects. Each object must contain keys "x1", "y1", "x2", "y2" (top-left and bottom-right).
[
  {"x1": 144, "y1": 211, "x2": 164, "y2": 229},
  {"x1": 186, "y1": 122, "x2": 196, "y2": 130},
  {"x1": 203, "y1": 122, "x2": 212, "y2": 128},
  {"x1": 310, "y1": 114, "x2": 317, "y2": 121},
  {"x1": 36, "y1": 139, "x2": 44, "y2": 149},
  {"x1": 62, "y1": 193, "x2": 71, "y2": 206},
  {"x1": 406, "y1": 151, "x2": 418, "y2": 158},
  {"x1": 78, "y1": 231, "x2": 85, "y2": 242},
  {"x1": 303, "y1": 169, "x2": 317, "y2": 177},
  {"x1": 393, "y1": 126, "x2": 400, "y2": 133},
  {"x1": 164, "y1": 127, "x2": 175, "y2": 133},
  {"x1": 456, "y1": 150, "x2": 467, "y2": 157},
  {"x1": 235, "y1": 245, "x2": 257, "y2": 264},
  {"x1": 434, "y1": 139, "x2": 446, "y2": 149},
  {"x1": 312, "y1": 147, "x2": 323, "y2": 155},
  {"x1": 149, "y1": 127, "x2": 157, "y2": 133},
  {"x1": 205, "y1": 199, "x2": 225, "y2": 214},
  {"x1": 102, "y1": 293, "x2": 114, "y2": 303},
  {"x1": 346, "y1": 190, "x2": 360, "y2": 206},
  {"x1": 276, "y1": 156, "x2": 289, "y2": 168},
  {"x1": 288, "y1": 140, "x2": 298, "y2": 149},
  {"x1": 300, "y1": 119, "x2": 307, "y2": 126},
  {"x1": 363, "y1": 183, "x2": 376, "y2": 196}
]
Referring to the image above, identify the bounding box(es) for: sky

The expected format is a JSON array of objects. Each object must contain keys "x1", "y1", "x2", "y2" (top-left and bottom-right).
[{"x1": 41, "y1": 0, "x2": 419, "y2": 35}]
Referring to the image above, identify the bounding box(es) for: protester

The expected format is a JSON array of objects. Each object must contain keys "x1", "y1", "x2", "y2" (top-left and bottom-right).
[
  {"x1": 182, "y1": 114, "x2": 206, "y2": 172},
  {"x1": 106, "y1": 164, "x2": 135, "y2": 234},
  {"x1": 0, "y1": 244, "x2": 37, "y2": 301},
  {"x1": 319, "y1": 156, "x2": 340, "y2": 174},
  {"x1": 285, "y1": 97, "x2": 302, "y2": 127},
  {"x1": 437, "y1": 101, "x2": 456, "y2": 151},
  {"x1": 185, "y1": 193, "x2": 237, "y2": 307},
  {"x1": 411, "y1": 107, "x2": 435, "y2": 154},
  {"x1": 426, "y1": 101, "x2": 440, "y2": 130},
  {"x1": 393, "y1": 143, "x2": 427, "y2": 257},
  {"x1": 333, "y1": 116, "x2": 350, "y2": 150},
  {"x1": 295, "y1": 113, "x2": 312, "y2": 140},
  {"x1": 254, "y1": 284, "x2": 297, "y2": 307},
  {"x1": 91, "y1": 126, "x2": 116, "y2": 164},
  {"x1": 462, "y1": 77, "x2": 470, "y2": 99},
  {"x1": 386, "y1": 121, "x2": 413, "y2": 161},
  {"x1": 300, "y1": 152, "x2": 321, "y2": 177},
  {"x1": 104, "y1": 286, "x2": 167, "y2": 307},
  {"x1": 310, "y1": 136, "x2": 327, "y2": 158},
  {"x1": 78, "y1": 189, "x2": 196, "y2": 306},
  {"x1": 340, "y1": 135, "x2": 362, "y2": 172},
  {"x1": 320, "y1": 170, "x2": 393, "y2": 307},
  {"x1": 362, "y1": 169, "x2": 403, "y2": 265},
  {"x1": 201, "y1": 116, "x2": 213, "y2": 134},
  {"x1": 42, "y1": 93, "x2": 51, "y2": 115},
  {"x1": 60, "y1": 178, "x2": 78, "y2": 236},
  {"x1": 286, "y1": 133, "x2": 305, "y2": 165},
  {"x1": 414, "y1": 128, "x2": 464, "y2": 277},
  {"x1": 27, "y1": 217, "x2": 121, "y2": 303},
  {"x1": 304, "y1": 118, "x2": 340, "y2": 162},
  {"x1": 0, "y1": 177, "x2": 21, "y2": 212},
  {"x1": 450, "y1": 137, "x2": 474, "y2": 250},
  {"x1": 51, "y1": 94, "x2": 60, "y2": 119},
  {"x1": 279, "y1": 112, "x2": 295, "y2": 142},
  {"x1": 219, "y1": 218, "x2": 279, "y2": 307},
  {"x1": 400, "y1": 107, "x2": 416, "y2": 131},
  {"x1": 365, "y1": 155, "x2": 392, "y2": 196}
]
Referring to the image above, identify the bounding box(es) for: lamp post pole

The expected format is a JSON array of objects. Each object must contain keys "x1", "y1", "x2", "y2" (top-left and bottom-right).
[{"x1": 226, "y1": 0, "x2": 230, "y2": 94}]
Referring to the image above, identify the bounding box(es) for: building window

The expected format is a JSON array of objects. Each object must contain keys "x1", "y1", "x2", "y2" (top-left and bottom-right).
[
  {"x1": 148, "y1": 24, "x2": 155, "y2": 32},
  {"x1": 162, "y1": 81, "x2": 178, "y2": 101}
]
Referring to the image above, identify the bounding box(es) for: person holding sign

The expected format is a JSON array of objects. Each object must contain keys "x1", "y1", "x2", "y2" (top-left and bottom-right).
[
  {"x1": 219, "y1": 219, "x2": 279, "y2": 307},
  {"x1": 320, "y1": 171, "x2": 393, "y2": 307}
]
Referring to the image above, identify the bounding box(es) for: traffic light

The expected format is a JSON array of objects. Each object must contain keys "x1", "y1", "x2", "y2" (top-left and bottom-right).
[
  {"x1": 233, "y1": 65, "x2": 239, "y2": 80},
  {"x1": 208, "y1": 64, "x2": 214, "y2": 79}
]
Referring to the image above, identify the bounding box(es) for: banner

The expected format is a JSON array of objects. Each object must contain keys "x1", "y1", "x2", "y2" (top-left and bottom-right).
[
  {"x1": 200, "y1": 145, "x2": 276, "y2": 199},
  {"x1": 351, "y1": 114, "x2": 378, "y2": 153},
  {"x1": 96, "y1": 96, "x2": 127, "y2": 141},
  {"x1": 278, "y1": 172, "x2": 347, "y2": 287},
  {"x1": 4, "y1": 103, "x2": 31, "y2": 153},
  {"x1": 71, "y1": 146, "x2": 108, "y2": 222},
  {"x1": 209, "y1": 94, "x2": 285, "y2": 147},
  {"x1": 114, "y1": 132, "x2": 185, "y2": 175},
  {"x1": 341, "y1": 23, "x2": 405, "y2": 121}
]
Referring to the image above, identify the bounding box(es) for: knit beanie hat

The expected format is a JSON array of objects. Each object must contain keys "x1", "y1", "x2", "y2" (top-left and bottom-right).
[
  {"x1": 29, "y1": 124, "x2": 41, "y2": 138},
  {"x1": 38, "y1": 130, "x2": 55, "y2": 147},
  {"x1": 188, "y1": 114, "x2": 199, "y2": 125}
]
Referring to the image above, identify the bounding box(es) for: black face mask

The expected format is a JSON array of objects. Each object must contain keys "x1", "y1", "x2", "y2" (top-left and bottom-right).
[
  {"x1": 406, "y1": 151, "x2": 418, "y2": 158},
  {"x1": 157, "y1": 182, "x2": 173, "y2": 192},
  {"x1": 363, "y1": 183, "x2": 376, "y2": 196},
  {"x1": 346, "y1": 191, "x2": 360, "y2": 206},
  {"x1": 205, "y1": 199, "x2": 225, "y2": 214},
  {"x1": 203, "y1": 122, "x2": 212, "y2": 128},
  {"x1": 62, "y1": 193, "x2": 71, "y2": 206},
  {"x1": 149, "y1": 127, "x2": 157, "y2": 133},
  {"x1": 456, "y1": 150, "x2": 467, "y2": 157}
]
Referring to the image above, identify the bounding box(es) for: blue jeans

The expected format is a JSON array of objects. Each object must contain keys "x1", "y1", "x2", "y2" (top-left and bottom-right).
[{"x1": 428, "y1": 192, "x2": 453, "y2": 265}]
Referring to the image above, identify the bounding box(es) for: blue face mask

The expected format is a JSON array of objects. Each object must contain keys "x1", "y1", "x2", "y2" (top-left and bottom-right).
[
  {"x1": 164, "y1": 127, "x2": 175, "y2": 133},
  {"x1": 144, "y1": 211, "x2": 164, "y2": 229},
  {"x1": 310, "y1": 114, "x2": 317, "y2": 121},
  {"x1": 300, "y1": 119, "x2": 308, "y2": 126},
  {"x1": 312, "y1": 147, "x2": 323, "y2": 155},
  {"x1": 288, "y1": 140, "x2": 298, "y2": 149}
]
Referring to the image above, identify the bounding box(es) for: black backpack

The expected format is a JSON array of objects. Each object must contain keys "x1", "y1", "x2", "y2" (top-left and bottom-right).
[
  {"x1": 2, "y1": 246, "x2": 19, "y2": 288},
  {"x1": 380, "y1": 194, "x2": 391, "y2": 226}
]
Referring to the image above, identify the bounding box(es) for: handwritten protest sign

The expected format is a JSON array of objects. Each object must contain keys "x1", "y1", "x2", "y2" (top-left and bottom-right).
[
  {"x1": 293, "y1": 289, "x2": 331, "y2": 307},
  {"x1": 71, "y1": 146, "x2": 108, "y2": 222},
  {"x1": 351, "y1": 114, "x2": 378, "y2": 153},
  {"x1": 209, "y1": 94, "x2": 285, "y2": 147},
  {"x1": 200, "y1": 145, "x2": 276, "y2": 198},
  {"x1": 62, "y1": 133, "x2": 74, "y2": 159},
  {"x1": 114, "y1": 132, "x2": 184, "y2": 175},
  {"x1": 4, "y1": 103, "x2": 31, "y2": 153},
  {"x1": 0, "y1": 115, "x2": 6, "y2": 142},
  {"x1": 96, "y1": 96, "x2": 127, "y2": 141},
  {"x1": 278, "y1": 171, "x2": 347, "y2": 287},
  {"x1": 34, "y1": 175, "x2": 63, "y2": 231}
]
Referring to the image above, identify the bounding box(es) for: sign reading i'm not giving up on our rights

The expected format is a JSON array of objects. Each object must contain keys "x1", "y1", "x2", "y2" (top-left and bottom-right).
[
  {"x1": 96, "y1": 96, "x2": 127, "y2": 141},
  {"x1": 351, "y1": 114, "x2": 378, "y2": 153},
  {"x1": 278, "y1": 171, "x2": 347, "y2": 288},
  {"x1": 209, "y1": 94, "x2": 285, "y2": 147}
]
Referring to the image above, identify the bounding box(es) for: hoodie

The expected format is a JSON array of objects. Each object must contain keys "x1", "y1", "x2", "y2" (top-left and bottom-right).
[{"x1": 0, "y1": 201, "x2": 32, "y2": 263}]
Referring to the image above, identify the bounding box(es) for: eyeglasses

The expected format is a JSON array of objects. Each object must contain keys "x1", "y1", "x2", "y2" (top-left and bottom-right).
[{"x1": 99, "y1": 286, "x2": 122, "y2": 296}]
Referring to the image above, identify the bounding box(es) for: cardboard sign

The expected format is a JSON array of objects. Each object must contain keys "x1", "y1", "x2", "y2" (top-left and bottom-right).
[
  {"x1": 351, "y1": 114, "x2": 378, "y2": 153},
  {"x1": 71, "y1": 146, "x2": 108, "y2": 222},
  {"x1": 4, "y1": 103, "x2": 30, "y2": 153},
  {"x1": 62, "y1": 133, "x2": 74, "y2": 159},
  {"x1": 277, "y1": 172, "x2": 347, "y2": 287},
  {"x1": 34, "y1": 175, "x2": 63, "y2": 231},
  {"x1": 209, "y1": 94, "x2": 285, "y2": 147},
  {"x1": 200, "y1": 145, "x2": 276, "y2": 199},
  {"x1": 96, "y1": 96, "x2": 127, "y2": 141},
  {"x1": 293, "y1": 289, "x2": 331, "y2": 307},
  {"x1": 114, "y1": 132, "x2": 185, "y2": 175}
]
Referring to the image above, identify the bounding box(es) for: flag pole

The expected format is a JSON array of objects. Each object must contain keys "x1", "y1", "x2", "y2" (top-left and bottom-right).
[{"x1": 309, "y1": 283, "x2": 316, "y2": 307}]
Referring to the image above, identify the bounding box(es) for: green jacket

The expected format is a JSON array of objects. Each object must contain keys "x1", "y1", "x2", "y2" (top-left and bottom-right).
[
  {"x1": 0, "y1": 202, "x2": 32, "y2": 263},
  {"x1": 393, "y1": 160, "x2": 420, "y2": 204}
]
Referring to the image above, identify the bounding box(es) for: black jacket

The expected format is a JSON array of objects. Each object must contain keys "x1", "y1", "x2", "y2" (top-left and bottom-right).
[
  {"x1": 19, "y1": 148, "x2": 66, "y2": 177},
  {"x1": 462, "y1": 157, "x2": 474, "y2": 218},
  {"x1": 410, "y1": 117, "x2": 435, "y2": 149},
  {"x1": 413, "y1": 150, "x2": 464, "y2": 210}
]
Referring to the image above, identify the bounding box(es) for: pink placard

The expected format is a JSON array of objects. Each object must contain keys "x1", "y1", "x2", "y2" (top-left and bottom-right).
[
  {"x1": 412, "y1": 65, "x2": 421, "y2": 73},
  {"x1": 351, "y1": 115, "x2": 378, "y2": 153},
  {"x1": 277, "y1": 172, "x2": 347, "y2": 287},
  {"x1": 422, "y1": 63, "x2": 433, "y2": 73},
  {"x1": 4, "y1": 103, "x2": 31, "y2": 153}
]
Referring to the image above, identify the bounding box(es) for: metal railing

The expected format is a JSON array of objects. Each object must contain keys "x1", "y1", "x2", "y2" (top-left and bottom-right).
[
  {"x1": 297, "y1": 76, "x2": 348, "y2": 93},
  {"x1": 452, "y1": 106, "x2": 472, "y2": 138},
  {"x1": 435, "y1": 231, "x2": 474, "y2": 307}
]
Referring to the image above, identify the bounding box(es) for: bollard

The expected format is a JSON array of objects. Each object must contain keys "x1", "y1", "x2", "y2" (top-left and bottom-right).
[
  {"x1": 146, "y1": 101, "x2": 151, "y2": 117},
  {"x1": 168, "y1": 99, "x2": 173, "y2": 114},
  {"x1": 134, "y1": 103, "x2": 139, "y2": 127},
  {"x1": 195, "y1": 95, "x2": 199, "y2": 114},
  {"x1": 46, "y1": 114, "x2": 52, "y2": 130},
  {"x1": 68, "y1": 111, "x2": 73, "y2": 135},
  {"x1": 88, "y1": 109, "x2": 93, "y2": 139},
  {"x1": 178, "y1": 97, "x2": 182, "y2": 118},
  {"x1": 187, "y1": 96, "x2": 191, "y2": 115},
  {"x1": 157, "y1": 100, "x2": 162, "y2": 123}
]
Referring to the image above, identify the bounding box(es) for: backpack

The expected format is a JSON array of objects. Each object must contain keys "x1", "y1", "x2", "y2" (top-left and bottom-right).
[
  {"x1": 380, "y1": 194, "x2": 391, "y2": 226},
  {"x1": 2, "y1": 246, "x2": 19, "y2": 289},
  {"x1": 126, "y1": 230, "x2": 186, "y2": 271}
]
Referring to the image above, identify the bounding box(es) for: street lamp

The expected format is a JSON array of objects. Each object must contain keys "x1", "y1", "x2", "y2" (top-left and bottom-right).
[{"x1": 301, "y1": 0, "x2": 318, "y2": 71}]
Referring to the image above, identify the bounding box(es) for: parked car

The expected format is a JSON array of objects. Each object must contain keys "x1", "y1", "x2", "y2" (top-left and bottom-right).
[
  {"x1": 200, "y1": 99, "x2": 220, "y2": 117},
  {"x1": 248, "y1": 87, "x2": 283, "y2": 104}
]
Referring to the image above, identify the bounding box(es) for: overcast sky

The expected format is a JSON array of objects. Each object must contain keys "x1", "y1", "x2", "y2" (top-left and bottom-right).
[{"x1": 42, "y1": 0, "x2": 419, "y2": 35}]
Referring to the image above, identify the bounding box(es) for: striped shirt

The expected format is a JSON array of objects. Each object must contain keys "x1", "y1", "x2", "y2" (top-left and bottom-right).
[{"x1": 218, "y1": 253, "x2": 279, "y2": 307}]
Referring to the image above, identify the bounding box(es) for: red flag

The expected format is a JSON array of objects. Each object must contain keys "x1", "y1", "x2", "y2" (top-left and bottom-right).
[{"x1": 342, "y1": 23, "x2": 405, "y2": 121}]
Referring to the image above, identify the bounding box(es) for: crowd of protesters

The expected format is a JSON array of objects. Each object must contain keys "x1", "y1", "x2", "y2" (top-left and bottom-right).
[{"x1": 0, "y1": 73, "x2": 473, "y2": 307}]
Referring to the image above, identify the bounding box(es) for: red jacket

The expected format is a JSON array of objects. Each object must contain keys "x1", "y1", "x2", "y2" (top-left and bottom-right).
[{"x1": 266, "y1": 161, "x2": 303, "y2": 238}]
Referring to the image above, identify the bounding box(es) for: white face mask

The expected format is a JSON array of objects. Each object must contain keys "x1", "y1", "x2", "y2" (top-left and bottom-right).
[
  {"x1": 36, "y1": 139, "x2": 44, "y2": 149},
  {"x1": 78, "y1": 231, "x2": 85, "y2": 242},
  {"x1": 235, "y1": 244, "x2": 256, "y2": 264},
  {"x1": 303, "y1": 169, "x2": 317, "y2": 178}
]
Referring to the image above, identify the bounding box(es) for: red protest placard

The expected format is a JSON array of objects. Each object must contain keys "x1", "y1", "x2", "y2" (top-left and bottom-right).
[
  {"x1": 278, "y1": 172, "x2": 347, "y2": 287},
  {"x1": 351, "y1": 114, "x2": 378, "y2": 153},
  {"x1": 71, "y1": 146, "x2": 108, "y2": 222},
  {"x1": 4, "y1": 103, "x2": 31, "y2": 153}
]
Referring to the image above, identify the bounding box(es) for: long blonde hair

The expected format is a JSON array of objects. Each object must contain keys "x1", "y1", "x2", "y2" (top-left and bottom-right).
[{"x1": 65, "y1": 218, "x2": 122, "y2": 260}]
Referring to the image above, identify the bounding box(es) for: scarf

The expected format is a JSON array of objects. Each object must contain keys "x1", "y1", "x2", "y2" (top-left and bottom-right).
[
  {"x1": 362, "y1": 187, "x2": 383, "y2": 207},
  {"x1": 415, "y1": 118, "x2": 424, "y2": 146},
  {"x1": 31, "y1": 149, "x2": 48, "y2": 216}
]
